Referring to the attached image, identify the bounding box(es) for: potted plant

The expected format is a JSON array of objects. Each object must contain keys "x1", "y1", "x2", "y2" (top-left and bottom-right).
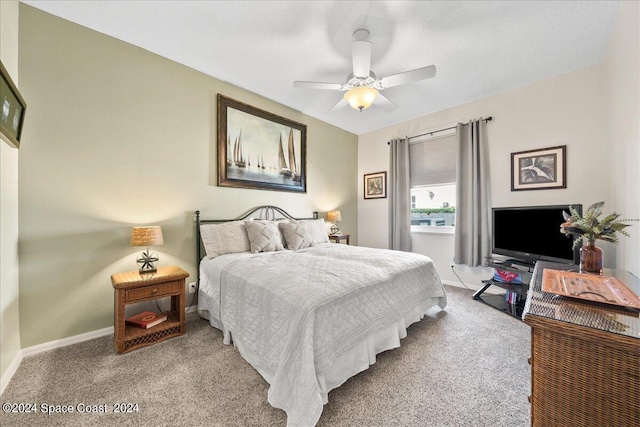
[{"x1": 560, "y1": 201, "x2": 637, "y2": 274}]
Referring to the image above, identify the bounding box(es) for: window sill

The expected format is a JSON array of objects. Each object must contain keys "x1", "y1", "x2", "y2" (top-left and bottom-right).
[{"x1": 411, "y1": 226, "x2": 455, "y2": 235}]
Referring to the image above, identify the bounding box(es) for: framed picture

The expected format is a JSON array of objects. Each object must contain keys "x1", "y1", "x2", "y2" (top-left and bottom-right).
[
  {"x1": 511, "y1": 145, "x2": 566, "y2": 191},
  {"x1": 364, "y1": 171, "x2": 387, "y2": 199},
  {"x1": 0, "y1": 60, "x2": 27, "y2": 149},
  {"x1": 217, "y1": 94, "x2": 306, "y2": 193}
]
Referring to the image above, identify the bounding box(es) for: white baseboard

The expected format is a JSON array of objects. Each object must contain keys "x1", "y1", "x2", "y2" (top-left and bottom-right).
[
  {"x1": 1, "y1": 306, "x2": 200, "y2": 396},
  {"x1": 442, "y1": 279, "x2": 503, "y2": 294},
  {"x1": 1, "y1": 350, "x2": 24, "y2": 396},
  {"x1": 441, "y1": 279, "x2": 463, "y2": 287},
  {"x1": 2, "y1": 326, "x2": 113, "y2": 396},
  {"x1": 442, "y1": 279, "x2": 480, "y2": 291},
  {"x1": 21, "y1": 326, "x2": 114, "y2": 358}
]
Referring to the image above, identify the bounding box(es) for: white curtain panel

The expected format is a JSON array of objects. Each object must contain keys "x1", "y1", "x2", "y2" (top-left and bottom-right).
[
  {"x1": 454, "y1": 119, "x2": 492, "y2": 266},
  {"x1": 388, "y1": 137, "x2": 412, "y2": 252}
]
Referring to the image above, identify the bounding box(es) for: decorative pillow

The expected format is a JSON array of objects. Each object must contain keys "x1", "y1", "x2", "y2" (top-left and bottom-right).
[
  {"x1": 279, "y1": 221, "x2": 313, "y2": 250},
  {"x1": 200, "y1": 221, "x2": 250, "y2": 258},
  {"x1": 244, "y1": 219, "x2": 284, "y2": 253},
  {"x1": 303, "y1": 219, "x2": 330, "y2": 245},
  {"x1": 274, "y1": 218, "x2": 290, "y2": 243}
]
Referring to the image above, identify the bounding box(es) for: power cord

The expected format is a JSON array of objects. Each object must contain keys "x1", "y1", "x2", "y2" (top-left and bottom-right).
[
  {"x1": 451, "y1": 264, "x2": 477, "y2": 292},
  {"x1": 154, "y1": 283, "x2": 198, "y2": 316},
  {"x1": 186, "y1": 283, "x2": 198, "y2": 313}
]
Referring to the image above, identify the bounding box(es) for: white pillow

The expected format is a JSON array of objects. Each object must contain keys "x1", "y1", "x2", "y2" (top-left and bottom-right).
[
  {"x1": 244, "y1": 219, "x2": 284, "y2": 253},
  {"x1": 200, "y1": 221, "x2": 250, "y2": 258},
  {"x1": 279, "y1": 221, "x2": 313, "y2": 250},
  {"x1": 303, "y1": 219, "x2": 330, "y2": 245}
]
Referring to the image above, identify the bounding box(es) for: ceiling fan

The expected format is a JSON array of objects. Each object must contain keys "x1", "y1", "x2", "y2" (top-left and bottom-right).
[{"x1": 293, "y1": 29, "x2": 437, "y2": 113}]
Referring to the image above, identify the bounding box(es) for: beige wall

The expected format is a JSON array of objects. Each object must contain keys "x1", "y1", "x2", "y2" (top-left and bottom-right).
[
  {"x1": 0, "y1": 0, "x2": 22, "y2": 387},
  {"x1": 359, "y1": 1, "x2": 640, "y2": 282},
  {"x1": 602, "y1": 1, "x2": 640, "y2": 277},
  {"x1": 358, "y1": 64, "x2": 608, "y2": 288},
  {"x1": 18, "y1": 5, "x2": 357, "y2": 347}
]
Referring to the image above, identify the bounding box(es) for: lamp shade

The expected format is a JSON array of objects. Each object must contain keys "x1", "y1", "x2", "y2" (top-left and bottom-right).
[
  {"x1": 130, "y1": 226, "x2": 164, "y2": 247},
  {"x1": 327, "y1": 210, "x2": 342, "y2": 222},
  {"x1": 343, "y1": 86, "x2": 378, "y2": 112}
]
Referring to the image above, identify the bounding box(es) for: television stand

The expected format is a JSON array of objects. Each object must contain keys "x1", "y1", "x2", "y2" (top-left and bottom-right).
[
  {"x1": 473, "y1": 258, "x2": 534, "y2": 318},
  {"x1": 505, "y1": 258, "x2": 535, "y2": 271}
]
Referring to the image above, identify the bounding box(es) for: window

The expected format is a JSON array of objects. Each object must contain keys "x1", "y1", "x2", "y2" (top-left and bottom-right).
[{"x1": 409, "y1": 130, "x2": 457, "y2": 232}]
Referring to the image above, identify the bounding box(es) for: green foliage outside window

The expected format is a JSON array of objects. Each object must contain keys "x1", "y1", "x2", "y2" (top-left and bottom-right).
[{"x1": 410, "y1": 207, "x2": 455, "y2": 214}]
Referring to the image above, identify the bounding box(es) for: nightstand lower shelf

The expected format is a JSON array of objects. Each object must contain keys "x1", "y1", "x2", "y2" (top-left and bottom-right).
[{"x1": 123, "y1": 311, "x2": 182, "y2": 352}]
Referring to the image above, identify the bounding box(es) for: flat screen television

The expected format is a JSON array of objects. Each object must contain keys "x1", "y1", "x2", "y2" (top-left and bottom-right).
[{"x1": 492, "y1": 204, "x2": 582, "y2": 265}]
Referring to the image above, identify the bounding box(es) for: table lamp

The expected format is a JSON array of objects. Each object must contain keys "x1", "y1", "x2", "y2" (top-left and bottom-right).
[
  {"x1": 130, "y1": 226, "x2": 164, "y2": 273},
  {"x1": 327, "y1": 210, "x2": 342, "y2": 235}
]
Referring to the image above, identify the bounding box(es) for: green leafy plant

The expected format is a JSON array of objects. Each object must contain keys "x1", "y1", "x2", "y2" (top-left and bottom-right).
[
  {"x1": 560, "y1": 201, "x2": 638, "y2": 247},
  {"x1": 411, "y1": 207, "x2": 456, "y2": 214}
]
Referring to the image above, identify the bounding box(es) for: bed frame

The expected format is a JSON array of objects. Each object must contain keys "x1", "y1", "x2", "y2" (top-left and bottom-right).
[{"x1": 194, "y1": 205, "x2": 317, "y2": 286}]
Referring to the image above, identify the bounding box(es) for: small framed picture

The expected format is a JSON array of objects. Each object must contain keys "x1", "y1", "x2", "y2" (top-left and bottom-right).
[
  {"x1": 0, "y1": 60, "x2": 27, "y2": 149},
  {"x1": 511, "y1": 145, "x2": 566, "y2": 191},
  {"x1": 364, "y1": 171, "x2": 387, "y2": 199}
]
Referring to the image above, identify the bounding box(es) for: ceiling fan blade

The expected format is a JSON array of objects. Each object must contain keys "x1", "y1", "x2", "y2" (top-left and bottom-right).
[
  {"x1": 379, "y1": 65, "x2": 437, "y2": 89},
  {"x1": 352, "y1": 39, "x2": 372, "y2": 78},
  {"x1": 293, "y1": 81, "x2": 343, "y2": 90},
  {"x1": 326, "y1": 98, "x2": 349, "y2": 114},
  {"x1": 373, "y1": 93, "x2": 398, "y2": 112}
]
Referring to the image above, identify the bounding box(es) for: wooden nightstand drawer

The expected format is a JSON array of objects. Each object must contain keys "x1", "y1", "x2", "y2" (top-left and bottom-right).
[{"x1": 125, "y1": 280, "x2": 181, "y2": 302}]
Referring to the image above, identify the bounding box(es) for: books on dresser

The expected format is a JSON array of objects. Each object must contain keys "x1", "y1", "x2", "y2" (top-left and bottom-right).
[{"x1": 126, "y1": 311, "x2": 167, "y2": 329}]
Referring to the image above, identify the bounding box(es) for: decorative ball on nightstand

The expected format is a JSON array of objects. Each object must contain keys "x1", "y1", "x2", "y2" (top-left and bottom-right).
[
  {"x1": 330, "y1": 223, "x2": 340, "y2": 235},
  {"x1": 136, "y1": 250, "x2": 160, "y2": 272}
]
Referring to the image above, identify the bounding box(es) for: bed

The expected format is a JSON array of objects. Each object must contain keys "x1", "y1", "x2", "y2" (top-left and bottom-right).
[{"x1": 195, "y1": 206, "x2": 447, "y2": 426}]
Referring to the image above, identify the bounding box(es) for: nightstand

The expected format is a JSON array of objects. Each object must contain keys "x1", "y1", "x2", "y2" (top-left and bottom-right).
[
  {"x1": 329, "y1": 234, "x2": 350, "y2": 245},
  {"x1": 111, "y1": 265, "x2": 189, "y2": 354}
]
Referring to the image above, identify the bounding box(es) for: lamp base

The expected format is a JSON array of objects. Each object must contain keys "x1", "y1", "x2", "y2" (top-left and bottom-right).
[
  {"x1": 330, "y1": 223, "x2": 340, "y2": 235},
  {"x1": 136, "y1": 250, "x2": 159, "y2": 273}
]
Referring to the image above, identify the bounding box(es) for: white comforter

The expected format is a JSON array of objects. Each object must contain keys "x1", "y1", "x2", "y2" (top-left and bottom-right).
[{"x1": 198, "y1": 243, "x2": 446, "y2": 426}]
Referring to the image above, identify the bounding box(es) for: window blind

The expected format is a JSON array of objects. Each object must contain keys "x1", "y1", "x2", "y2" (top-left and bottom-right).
[{"x1": 409, "y1": 133, "x2": 457, "y2": 187}]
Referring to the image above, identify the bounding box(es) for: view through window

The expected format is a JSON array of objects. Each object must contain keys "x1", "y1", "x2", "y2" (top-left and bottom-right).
[{"x1": 410, "y1": 183, "x2": 456, "y2": 227}]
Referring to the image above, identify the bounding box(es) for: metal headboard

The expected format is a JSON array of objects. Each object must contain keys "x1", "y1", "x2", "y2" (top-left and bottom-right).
[{"x1": 194, "y1": 205, "x2": 318, "y2": 286}]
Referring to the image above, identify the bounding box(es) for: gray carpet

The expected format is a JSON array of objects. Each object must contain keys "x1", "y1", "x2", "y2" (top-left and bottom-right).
[{"x1": 0, "y1": 286, "x2": 531, "y2": 427}]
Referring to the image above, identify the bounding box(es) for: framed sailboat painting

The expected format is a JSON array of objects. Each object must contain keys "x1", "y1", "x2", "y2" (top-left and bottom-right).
[{"x1": 217, "y1": 94, "x2": 307, "y2": 193}]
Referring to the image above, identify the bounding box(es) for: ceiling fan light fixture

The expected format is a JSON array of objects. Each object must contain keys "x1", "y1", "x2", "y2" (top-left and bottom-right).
[{"x1": 344, "y1": 86, "x2": 378, "y2": 112}]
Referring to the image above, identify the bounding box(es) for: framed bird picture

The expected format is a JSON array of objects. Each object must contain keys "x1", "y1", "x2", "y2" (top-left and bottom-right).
[
  {"x1": 511, "y1": 145, "x2": 566, "y2": 191},
  {"x1": 364, "y1": 171, "x2": 387, "y2": 199}
]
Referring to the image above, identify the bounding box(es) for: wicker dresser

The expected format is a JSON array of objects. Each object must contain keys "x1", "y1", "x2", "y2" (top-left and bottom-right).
[{"x1": 523, "y1": 261, "x2": 640, "y2": 427}]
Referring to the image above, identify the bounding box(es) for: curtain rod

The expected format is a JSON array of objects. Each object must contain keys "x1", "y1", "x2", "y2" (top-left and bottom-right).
[
  {"x1": 387, "y1": 116, "x2": 493, "y2": 144},
  {"x1": 409, "y1": 116, "x2": 493, "y2": 140}
]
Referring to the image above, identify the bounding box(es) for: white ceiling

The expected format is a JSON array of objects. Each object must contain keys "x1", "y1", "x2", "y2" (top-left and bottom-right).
[{"x1": 23, "y1": 0, "x2": 620, "y2": 135}]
